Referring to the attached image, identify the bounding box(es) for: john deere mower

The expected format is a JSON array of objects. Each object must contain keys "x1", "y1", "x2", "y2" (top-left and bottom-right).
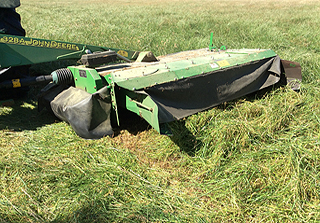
[{"x1": 0, "y1": 33, "x2": 302, "y2": 139}]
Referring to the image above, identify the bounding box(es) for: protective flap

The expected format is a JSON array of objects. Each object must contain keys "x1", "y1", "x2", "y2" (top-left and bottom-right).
[
  {"x1": 281, "y1": 60, "x2": 302, "y2": 91},
  {"x1": 145, "y1": 56, "x2": 282, "y2": 123},
  {"x1": 50, "y1": 86, "x2": 113, "y2": 139}
]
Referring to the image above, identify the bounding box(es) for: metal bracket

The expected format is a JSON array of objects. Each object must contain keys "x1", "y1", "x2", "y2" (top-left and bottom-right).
[
  {"x1": 110, "y1": 81, "x2": 120, "y2": 126},
  {"x1": 56, "y1": 46, "x2": 87, "y2": 60}
]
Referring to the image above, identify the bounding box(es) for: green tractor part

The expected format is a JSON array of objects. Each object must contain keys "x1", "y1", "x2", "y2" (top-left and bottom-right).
[
  {"x1": 44, "y1": 48, "x2": 301, "y2": 139},
  {"x1": 0, "y1": 33, "x2": 139, "y2": 91},
  {"x1": 0, "y1": 34, "x2": 139, "y2": 68},
  {"x1": 0, "y1": 34, "x2": 302, "y2": 139}
]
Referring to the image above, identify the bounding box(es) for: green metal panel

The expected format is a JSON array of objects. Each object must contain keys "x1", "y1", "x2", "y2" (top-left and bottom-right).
[
  {"x1": 68, "y1": 66, "x2": 104, "y2": 94},
  {"x1": 112, "y1": 49, "x2": 277, "y2": 91},
  {"x1": 116, "y1": 88, "x2": 161, "y2": 133},
  {"x1": 0, "y1": 34, "x2": 139, "y2": 68},
  {"x1": 68, "y1": 65, "x2": 162, "y2": 131}
]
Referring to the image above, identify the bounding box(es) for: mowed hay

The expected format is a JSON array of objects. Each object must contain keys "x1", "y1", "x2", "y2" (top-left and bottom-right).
[{"x1": 0, "y1": 0, "x2": 320, "y2": 222}]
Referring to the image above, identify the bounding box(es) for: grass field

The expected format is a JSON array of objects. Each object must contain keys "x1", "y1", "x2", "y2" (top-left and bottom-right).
[{"x1": 1, "y1": 0, "x2": 320, "y2": 222}]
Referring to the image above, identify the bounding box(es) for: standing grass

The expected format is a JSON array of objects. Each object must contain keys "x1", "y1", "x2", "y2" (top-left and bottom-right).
[{"x1": 1, "y1": 0, "x2": 320, "y2": 222}]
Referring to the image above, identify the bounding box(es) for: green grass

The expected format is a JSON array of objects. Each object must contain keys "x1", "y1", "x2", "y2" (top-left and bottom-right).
[{"x1": 1, "y1": 0, "x2": 320, "y2": 222}]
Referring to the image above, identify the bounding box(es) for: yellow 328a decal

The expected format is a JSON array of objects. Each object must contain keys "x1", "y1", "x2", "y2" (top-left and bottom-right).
[{"x1": 0, "y1": 36, "x2": 80, "y2": 51}]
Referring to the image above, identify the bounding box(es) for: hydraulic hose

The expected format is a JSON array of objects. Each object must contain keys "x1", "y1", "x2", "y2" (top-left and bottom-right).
[{"x1": 0, "y1": 68, "x2": 74, "y2": 89}]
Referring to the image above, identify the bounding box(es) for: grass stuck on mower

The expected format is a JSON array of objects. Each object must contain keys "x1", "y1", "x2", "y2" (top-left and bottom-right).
[{"x1": 0, "y1": 33, "x2": 302, "y2": 139}]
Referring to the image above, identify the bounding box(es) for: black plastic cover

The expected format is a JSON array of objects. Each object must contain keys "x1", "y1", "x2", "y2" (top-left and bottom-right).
[
  {"x1": 50, "y1": 86, "x2": 113, "y2": 139},
  {"x1": 81, "y1": 51, "x2": 117, "y2": 67}
]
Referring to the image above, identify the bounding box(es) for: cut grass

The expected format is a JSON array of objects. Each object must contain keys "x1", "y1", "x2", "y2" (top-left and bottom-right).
[{"x1": 1, "y1": 0, "x2": 320, "y2": 222}]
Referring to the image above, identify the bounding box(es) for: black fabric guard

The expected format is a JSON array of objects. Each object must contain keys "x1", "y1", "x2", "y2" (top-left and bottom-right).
[
  {"x1": 145, "y1": 56, "x2": 282, "y2": 123},
  {"x1": 50, "y1": 86, "x2": 114, "y2": 139}
]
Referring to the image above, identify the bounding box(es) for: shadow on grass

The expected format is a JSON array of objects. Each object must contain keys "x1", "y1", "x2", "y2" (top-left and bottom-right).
[
  {"x1": 0, "y1": 99, "x2": 58, "y2": 131},
  {"x1": 0, "y1": 201, "x2": 113, "y2": 223},
  {"x1": 169, "y1": 120, "x2": 202, "y2": 156},
  {"x1": 113, "y1": 108, "x2": 202, "y2": 156},
  {"x1": 112, "y1": 108, "x2": 153, "y2": 136},
  {"x1": 0, "y1": 202, "x2": 176, "y2": 222},
  {"x1": 50, "y1": 200, "x2": 176, "y2": 223},
  {"x1": 166, "y1": 87, "x2": 285, "y2": 156},
  {"x1": 50, "y1": 200, "x2": 113, "y2": 223}
]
